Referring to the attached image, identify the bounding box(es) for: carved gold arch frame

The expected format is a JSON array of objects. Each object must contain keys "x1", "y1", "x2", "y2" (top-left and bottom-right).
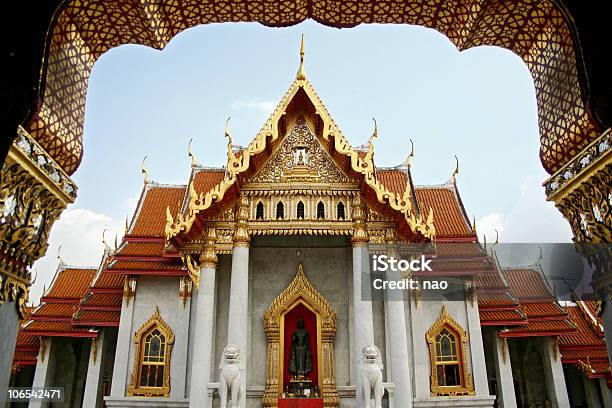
[
  {"x1": 128, "y1": 307, "x2": 175, "y2": 397},
  {"x1": 263, "y1": 264, "x2": 339, "y2": 407},
  {"x1": 425, "y1": 306, "x2": 475, "y2": 397}
]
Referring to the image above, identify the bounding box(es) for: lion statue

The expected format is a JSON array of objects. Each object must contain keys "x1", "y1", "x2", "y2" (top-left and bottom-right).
[
  {"x1": 360, "y1": 344, "x2": 384, "y2": 408},
  {"x1": 219, "y1": 344, "x2": 241, "y2": 408}
]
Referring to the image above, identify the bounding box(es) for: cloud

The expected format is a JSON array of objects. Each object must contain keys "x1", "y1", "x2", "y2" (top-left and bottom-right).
[
  {"x1": 29, "y1": 208, "x2": 125, "y2": 304},
  {"x1": 477, "y1": 175, "x2": 572, "y2": 243},
  {"x1": 231, "y1": 98, "x2": 276, "y2": 115},
  {"x1": 476, "y1": 213, "x2": 505, "y2": 243}
]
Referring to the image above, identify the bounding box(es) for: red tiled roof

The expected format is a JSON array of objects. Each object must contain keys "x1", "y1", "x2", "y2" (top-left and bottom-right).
[
  {"x1": 75, "y1": 310, "x2": 121, "y2": 323},
  {"x1": 44, "y1": 267, "x2": 96, "y2": 299},
  {"x1": 414, "y1": 186, "x2": 474, "y2": 238},
  {"x1": 503, "y1": 267, "x2": 554, "y2": 301},
  {"x1": 376, "y1": 170, "x2": 408, "y2": 195},
  {"x1": 560, "y1": 305, "x2": 607, "y2": 348},
  {"x1": 130, "y1": 185, "x2": 186, "y2": 237},
  {"x1": 109, "y1": 260, "x2": 184, "y2": 271},
  {"x1": 118, "y1": 241, "x2": 167, "y2": 257},
  {"x1": 193, "y1": 168, "x2": 225, "y2": 194}
]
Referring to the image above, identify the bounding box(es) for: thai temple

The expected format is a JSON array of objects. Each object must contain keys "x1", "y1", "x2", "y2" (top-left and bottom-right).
[{"x1": 6, "y1": 42, "x2": 611, "y2": 408}]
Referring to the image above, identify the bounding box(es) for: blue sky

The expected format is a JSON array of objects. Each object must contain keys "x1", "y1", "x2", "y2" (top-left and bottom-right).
[{"x1": 30, "y1": 20, "x2": 572, "y2": 301}]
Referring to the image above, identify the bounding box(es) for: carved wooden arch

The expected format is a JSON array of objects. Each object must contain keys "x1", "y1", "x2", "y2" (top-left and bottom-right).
[
  {"x1": 263, "y1": 264, "x2": 339, "y2": 407},
  {"x1": 425, "y1": 306, "x2": 475, "y2": 397},
  {"x1": 27, "y1": 0, "x2": 596, "y2": 175},
  {"x1": 128, "y1": 307, "x2": 175, "y2": 397}
]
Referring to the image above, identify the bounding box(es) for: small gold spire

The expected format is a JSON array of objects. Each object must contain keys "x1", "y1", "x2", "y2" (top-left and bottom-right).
[
  {"x1": 141, "y1": 156, "x2": 149, "y2": 183},
  {"x1": 296, "y1": 34, "x2": 306, "y2": 80},
  {"x1": 125, "y1": 215, "x2": 129, "y2": 235},
  {"x1": 472, "y1": 215, "x2": 477, "y2": 234}
]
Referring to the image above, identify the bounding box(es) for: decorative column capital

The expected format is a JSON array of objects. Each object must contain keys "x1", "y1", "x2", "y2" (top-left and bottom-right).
[
  {"x1": 351, "y1": 194, "x2": 369, "y2": 247},
  {"x1": 199, "y1": 227, "x2": 218, "y2": 268},
  {"x1": 233, "y1": 194, "x2": 250, "y2": 247}
]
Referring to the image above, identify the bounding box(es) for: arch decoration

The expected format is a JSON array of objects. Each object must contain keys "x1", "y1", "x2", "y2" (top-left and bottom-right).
[
  {"x1": 128, "y1": 307, "x2": 175, "y2": 397},
  {"x1": 263, "y1": 264, "x2": 339, "y2": 407},
  {"x1": 425, "y1": 306, "x2": 475, "y2": 397}
]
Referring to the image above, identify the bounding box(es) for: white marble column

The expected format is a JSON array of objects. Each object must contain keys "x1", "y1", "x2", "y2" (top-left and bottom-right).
[
  {"x1": 110, "y1": 279, "x2": 136, "y2": 397},
  {"x1": 29, "y1": 337, "x2": 56, "y2": 408},
  {"x1": 492, "y1": 335, "x2": 517, "y2": 408},
  {"x1": 226, "y1": 196, "x2": 250, "y2": 408},
  {"x1": 82, "y1": 331, "x2": 106, "y2": 408},
  {"x1": 465, "y1": 294, "x2": 490, "y2": 396},
  {"x1": 384, "y1": 237, "x2": 412, "y2": 407},
  {"x1": 227, "y1": 244, "x2": 249, "y2": 408},
  {"x1": 189, "y1": 238, "x2": 217, "y2": 408},
  {"x1": 599, "y1": 378, "x2": 612, "y2": 408},
  {"x1": 541, "y1": 337, "x2": 570, "y2": 408},
  {"x1": 353, "y1": 244, "x2": 374, "y2": 407},
  {"x1": 583, "y1": 375, "x2": 603, "y2": 408}
]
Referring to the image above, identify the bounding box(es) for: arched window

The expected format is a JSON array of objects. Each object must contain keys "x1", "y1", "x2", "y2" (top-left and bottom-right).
[
  {"x1": 435, "y1": 328, "x2": 460, "y2": 387},
  {"x1": 256, "y1": 201, "x2": 264, "y2": 220},
  {"x1": 140, "y1": 328, "x2": 166, "y2": 388},
  {"x1": 128, "y1": 308, "x2": 174, "y2": 397},
  {"x1": 426, "y1": 306, "x2": 474, "y2": 396},
  {"x1": 276, "y1": 202, "x2": 284, "y2": 219},
  {"x1": 337, "y1": 202, "x2": 345, "y2": 220},
  {"x1": 297, "y1": 201, "x2": 305, "y2": 219},
  {"x1": 317, "y1": 201, "x2": 325, "y2": 219}
]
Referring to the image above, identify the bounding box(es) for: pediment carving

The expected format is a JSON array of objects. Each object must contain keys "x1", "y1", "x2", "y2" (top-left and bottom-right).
[{"x1": 250, "y1": 117, "x2": 350, "y2": 184}]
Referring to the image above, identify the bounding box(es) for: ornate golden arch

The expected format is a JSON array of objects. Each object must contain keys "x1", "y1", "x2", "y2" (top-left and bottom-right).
[
  {"x1": 263, "y1": 264, "x2": 339, "y2": 407},
  {"x1": 425, "y1": 306, "x2": 475, "y2": 397},
  {"x1": 128, "y1": 307, "x2": 175, "y2": 397}
]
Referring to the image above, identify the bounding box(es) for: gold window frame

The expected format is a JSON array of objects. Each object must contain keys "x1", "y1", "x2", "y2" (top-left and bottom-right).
[
  {"x1": 128, "y1": 307, "x2": 175, "y2": 397},
  {"x1": 425, "y1": 306, "x2": 475, "y2": 396}
]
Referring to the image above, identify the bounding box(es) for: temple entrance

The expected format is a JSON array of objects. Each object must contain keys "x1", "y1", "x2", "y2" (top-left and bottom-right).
[
  {"x1": 263, "y1": 264, "x2": 339, "y2": 408},
  {"x1": 282, "y1": 302, "x2": 320, "y2": 396}
]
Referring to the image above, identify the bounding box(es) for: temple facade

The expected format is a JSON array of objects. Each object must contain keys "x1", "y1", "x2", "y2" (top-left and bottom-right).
[{"x1": 7, "y1": 48, "x2": 612, "y2": 408}]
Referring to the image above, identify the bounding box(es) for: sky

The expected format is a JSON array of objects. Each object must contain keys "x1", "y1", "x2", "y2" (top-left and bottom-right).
[{"x1": 29, "y1": 20, "x2": 572, "y2": 302}]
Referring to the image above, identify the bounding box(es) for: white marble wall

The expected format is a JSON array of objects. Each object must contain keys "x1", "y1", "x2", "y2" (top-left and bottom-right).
[{"x1": 106, "y1": 276, "x2": 191, "y2": 406}]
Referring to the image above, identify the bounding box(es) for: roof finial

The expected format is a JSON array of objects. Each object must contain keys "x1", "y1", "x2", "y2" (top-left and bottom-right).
[
  {"x1": 404, "y1": 139, "x2": 415, "y2": 168},
  {"x1": 102, "y1": 228, "x2": 108, "y2": 248},
  {"x1": 472, "y1": 214, "x2": 477, "y2": 234},
  {"x1": 141, "y1": 156, "x2": 149, "y2": 183},
  {"x1": 451, "y1": 155, "x2": 459, "y2": 183},
  {"x1": 296, "y1": 34, "x2": 306, "y2": 80},
  {"x1": 57, "y1": 244, "x2": 64, "y2": 266},
  {"x1": 125, "y1": 215, "x2": 129, "y2": 235},
  {"x1": 188, "y1": 138, "x2": 197, "y2": 168}
]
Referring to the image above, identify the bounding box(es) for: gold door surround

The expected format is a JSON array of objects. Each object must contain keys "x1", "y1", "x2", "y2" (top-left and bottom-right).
[{"x1": 263, "y1": 264, "x2": 339, "y2": 407}]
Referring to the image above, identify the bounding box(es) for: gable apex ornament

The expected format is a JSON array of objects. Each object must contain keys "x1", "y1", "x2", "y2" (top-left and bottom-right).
[{"x1": 296, "y1": 34, "x2": 306, "y2": 80}]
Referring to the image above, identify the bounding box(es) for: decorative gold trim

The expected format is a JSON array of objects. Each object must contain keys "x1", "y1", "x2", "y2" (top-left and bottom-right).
[
  {"x1": 233, "y1": 194, "x2": 250, "y2": 246},
  {"x1": 92, "y1": 337, "x2": 98, "y2": 365},
  {"x1": 128, "y1": 307, "x2": 175, "y2": 397},
  {"x1": 262, "y1": 264, "x2": 339, "y2": 407},
  {"x1": 425, "y1": 306, "x2": 475, "y2": 396},
  {"x1": 178, "y1": 276, "x2": 193, "y2": 308},
  {"x1": 123, "y1": 276, "x2": 137, "y2": 306},
  {"x1": 165, "y1": 76, "x2": 435, "y2": 242}
]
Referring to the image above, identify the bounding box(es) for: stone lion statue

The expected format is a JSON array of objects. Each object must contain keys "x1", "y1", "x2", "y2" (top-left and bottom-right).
[
  {"x1": 360, "y1": 344, "x2": 384, "y2": 408},
  {"x1": 219, "y1": 344, "x2": 241, "y2": 408}
]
